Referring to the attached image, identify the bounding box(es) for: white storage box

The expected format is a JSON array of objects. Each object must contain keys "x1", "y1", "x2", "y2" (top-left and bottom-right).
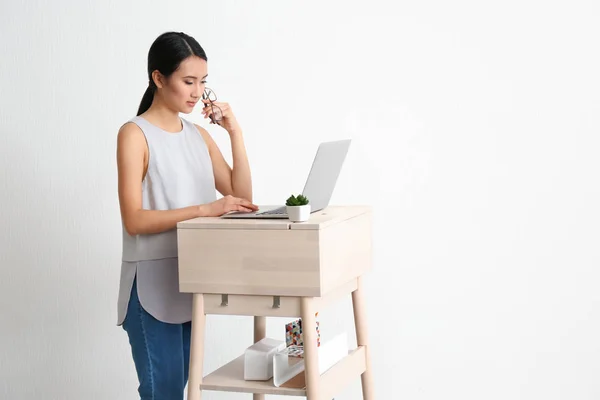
[
  {"x1": 244, "y1": 338, "x2": 286, "y2": 381},
  {"x1": 273, "y1": 332, "x2": 348, "y2": 387}
]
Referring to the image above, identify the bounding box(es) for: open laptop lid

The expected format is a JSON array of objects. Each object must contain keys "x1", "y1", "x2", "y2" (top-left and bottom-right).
[{"x1": 301, "y1": 139, "x2": 351, "y2": 212}]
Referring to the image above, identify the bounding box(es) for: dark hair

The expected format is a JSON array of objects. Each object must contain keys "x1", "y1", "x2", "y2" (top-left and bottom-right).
[{"x1": 137, "y1": 32, "x2": 208, "y2": 116}]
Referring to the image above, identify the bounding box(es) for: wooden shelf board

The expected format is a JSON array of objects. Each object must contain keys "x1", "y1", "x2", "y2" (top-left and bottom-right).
[
  {"x1": 200, "y1": 347, "x2": 365, "y2": 396},
  {"x1": 200, "y1": 354, "x2": 305, "y2": 396}
]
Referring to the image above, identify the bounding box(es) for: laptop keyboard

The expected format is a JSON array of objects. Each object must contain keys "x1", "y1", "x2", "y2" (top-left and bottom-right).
[{"x1": 258, "y1": 206, "x2": 287, "y2": 215}]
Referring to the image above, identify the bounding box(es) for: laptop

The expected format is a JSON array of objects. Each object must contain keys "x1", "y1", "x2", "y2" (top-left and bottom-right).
[{"x1": 221, "y1": 139, "x2": 351, "y2": 219}]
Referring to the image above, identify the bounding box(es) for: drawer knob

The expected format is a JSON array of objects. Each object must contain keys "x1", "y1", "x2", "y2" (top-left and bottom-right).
[
  {"x1": 272, "y1": 296, "x2": 281, "y2": 308},
  {"x1": 221, "y1": 294, "x2": 228, "y2": 307}
]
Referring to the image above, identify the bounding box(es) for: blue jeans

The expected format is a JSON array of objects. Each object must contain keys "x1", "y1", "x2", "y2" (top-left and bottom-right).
[{"x1": 122, "y1": 278, "x2": 192, "y2": 399}]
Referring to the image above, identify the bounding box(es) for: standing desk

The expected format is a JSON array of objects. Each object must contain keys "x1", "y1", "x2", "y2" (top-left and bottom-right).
[{"x1": 177, "y1": 206, "x2": 374, "y2": 400}]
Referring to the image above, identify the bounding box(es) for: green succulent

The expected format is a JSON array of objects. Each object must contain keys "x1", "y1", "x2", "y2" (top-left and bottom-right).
[{"x1": 286, "y1": 194, "x2": 309, "y2": 206}]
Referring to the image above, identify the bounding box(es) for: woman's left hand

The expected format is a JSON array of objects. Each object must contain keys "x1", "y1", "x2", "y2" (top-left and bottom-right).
[{"x1": 201, "y1": 99, "x2": 241, "y2": 134}]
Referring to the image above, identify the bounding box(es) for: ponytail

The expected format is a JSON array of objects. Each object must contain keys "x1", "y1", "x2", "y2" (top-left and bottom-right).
[{"x1": 137, "y1": 85, "x2": 154, "y2": 116}]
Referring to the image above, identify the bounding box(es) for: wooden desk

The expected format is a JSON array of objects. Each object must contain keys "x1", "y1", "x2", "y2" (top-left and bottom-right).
[{"x1": 177, "y1": 206, "x2": 374, "y2": 400}]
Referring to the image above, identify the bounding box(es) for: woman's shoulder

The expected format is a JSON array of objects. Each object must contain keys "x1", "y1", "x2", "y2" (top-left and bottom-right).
[
  {"x1": 119, "y1": 115, "x2": 143, "y2": 129},
  {"x1": 117, "y1": 118, "x2": 145, "y2": 144}
]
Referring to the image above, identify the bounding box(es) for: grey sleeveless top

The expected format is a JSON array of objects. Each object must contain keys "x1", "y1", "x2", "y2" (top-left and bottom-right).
[{"x1": 116, "y1": 116, "x2": 217, "y2": 325}]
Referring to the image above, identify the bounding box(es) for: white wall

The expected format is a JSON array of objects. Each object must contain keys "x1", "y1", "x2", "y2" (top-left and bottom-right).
[{"x1": 1, "y1": 0, "x2": 599, "y2": 399}]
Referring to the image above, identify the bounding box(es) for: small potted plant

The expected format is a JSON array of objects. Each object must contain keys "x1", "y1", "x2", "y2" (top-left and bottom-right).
[{"x1": 285, "y1": 194, "x2": 311, "y2": 222}]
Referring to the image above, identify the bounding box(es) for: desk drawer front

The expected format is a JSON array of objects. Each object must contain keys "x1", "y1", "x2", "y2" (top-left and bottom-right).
[{"x1": 178, "y1": 229, "x2": 321, "y2": 296}]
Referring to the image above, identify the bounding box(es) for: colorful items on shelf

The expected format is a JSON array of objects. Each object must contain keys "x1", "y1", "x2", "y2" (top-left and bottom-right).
[
  {"x1": 284, "y1": 312, "x2": 320, "y2": 358},
  {"x1": 285, "y1": 318, "x2": 302, "y2": 347}
]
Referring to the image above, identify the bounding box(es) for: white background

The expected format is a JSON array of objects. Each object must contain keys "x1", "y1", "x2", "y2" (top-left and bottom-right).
[{"x1": 1, "y1": 0, "x2": 599, "y2": 399}]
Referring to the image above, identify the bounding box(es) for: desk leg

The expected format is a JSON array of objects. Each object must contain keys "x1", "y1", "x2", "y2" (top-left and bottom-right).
[
  {"x1": 253, "y1": 316, "x2": 267, "y2": 400},
  {"x1": 187, "y1": 293, "x2": 206, "y2": 400},
  {"x1": 352, "y1": 277, "x2": 374, "y2": 400},
  {"x1": 301, "y1": 297, "x2": 321, "y2": 400}
]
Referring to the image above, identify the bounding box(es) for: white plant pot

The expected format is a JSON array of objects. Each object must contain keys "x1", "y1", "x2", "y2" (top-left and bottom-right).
[{"x1": 286, "y1": 204, "x2": 311, "y2": 222}]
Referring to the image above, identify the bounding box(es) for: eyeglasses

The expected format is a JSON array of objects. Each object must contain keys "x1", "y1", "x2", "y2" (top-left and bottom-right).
[{"x1": 202, "y1": 88, "x2": 223, "y2": 125}]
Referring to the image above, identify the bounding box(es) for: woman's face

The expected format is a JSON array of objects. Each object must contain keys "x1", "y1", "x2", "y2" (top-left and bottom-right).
[{"x1": 156, "y1": 56, "x2": 208, "y2": 114}]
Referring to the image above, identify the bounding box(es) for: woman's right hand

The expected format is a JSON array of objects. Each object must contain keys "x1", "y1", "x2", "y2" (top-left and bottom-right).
[{"x1": 204, "y1": 195, "x2": 259, "y2": 217}]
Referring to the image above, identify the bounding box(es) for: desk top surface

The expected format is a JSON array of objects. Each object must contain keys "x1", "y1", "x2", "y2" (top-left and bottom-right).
[{"x1": 177, "y1": 205, "x2": 371, "y2": 230}]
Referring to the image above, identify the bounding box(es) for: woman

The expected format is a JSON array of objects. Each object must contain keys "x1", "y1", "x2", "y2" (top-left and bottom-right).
[{"x1": 115, "y1": 31, "x2": 258, "y2": 399}]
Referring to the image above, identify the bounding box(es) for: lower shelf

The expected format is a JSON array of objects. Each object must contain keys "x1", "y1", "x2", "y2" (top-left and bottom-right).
[{"x1": 200, "y1": 346, "x2": 366, "y2": 397}]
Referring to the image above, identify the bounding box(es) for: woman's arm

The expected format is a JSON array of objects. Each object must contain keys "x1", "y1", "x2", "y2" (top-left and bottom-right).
[
  {"x1": 117, "y1": 123, "x2": 255, "y2": 236},
  {"x1": 195, "y1": 114, "x2": 253, "y2": 202},
  {"x1": 229, "y1": 128, "x2": 253, "y2": 202}
]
